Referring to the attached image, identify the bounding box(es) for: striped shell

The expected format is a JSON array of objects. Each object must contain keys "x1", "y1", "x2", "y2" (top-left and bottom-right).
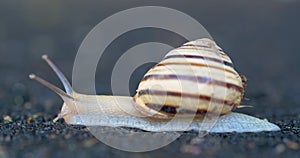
[{"x1": 133, "y1": 38, "x2": 244, "y2": 118}]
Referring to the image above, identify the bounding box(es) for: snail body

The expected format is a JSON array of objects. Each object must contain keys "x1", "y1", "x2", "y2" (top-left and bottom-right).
[{"x1": 29, "y1": 38, "x2": 280, "y2": 133}]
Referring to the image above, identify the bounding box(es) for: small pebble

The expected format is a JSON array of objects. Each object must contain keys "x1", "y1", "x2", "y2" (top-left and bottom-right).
[
  {"x1": 3, "y1": 115, "x2": 12, "y2": 122},
  {"x1": 27, "y1": 117, "x2": 34, "y2": 123}
]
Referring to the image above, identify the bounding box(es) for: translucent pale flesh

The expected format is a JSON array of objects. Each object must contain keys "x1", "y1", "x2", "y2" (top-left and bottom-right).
[
  {"x1": 63, "y1": 96, "x2": 281, "y2": 133},
  {"x1": 59, "y1": 94, "x2": 280, "y2": 133}
]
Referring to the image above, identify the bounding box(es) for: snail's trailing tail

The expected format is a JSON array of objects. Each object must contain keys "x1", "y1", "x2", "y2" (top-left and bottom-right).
[{"x1": 236, "y1": 105, "x2": 253, "y2": 108}]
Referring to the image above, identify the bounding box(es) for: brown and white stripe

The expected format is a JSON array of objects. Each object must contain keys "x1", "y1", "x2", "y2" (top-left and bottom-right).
[{"x1": 133, "y1": 38, "x2": 244, "y2": 118}]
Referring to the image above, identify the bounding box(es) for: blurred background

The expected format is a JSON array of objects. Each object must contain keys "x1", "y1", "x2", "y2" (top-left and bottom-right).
[{"x1": 0, "y1": 0, "x2": 299, "y2": 157}]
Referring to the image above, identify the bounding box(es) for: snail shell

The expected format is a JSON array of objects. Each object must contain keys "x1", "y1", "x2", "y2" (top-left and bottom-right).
[
  {"x1": 134, "y1": 39, "x2": 244, "y2": 118},
  {"x1": 29, "y1": 38, "x2": 280, "y2": 133}
]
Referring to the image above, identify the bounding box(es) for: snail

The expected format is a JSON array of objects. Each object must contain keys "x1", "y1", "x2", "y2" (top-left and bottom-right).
[{"x1": 29, "y1": 38, "x2": 280, "y2": 133}]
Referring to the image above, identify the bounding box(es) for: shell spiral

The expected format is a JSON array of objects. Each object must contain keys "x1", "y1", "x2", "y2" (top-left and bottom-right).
[{"x1": 133, "y1": 38, "x2": 244, "y2": 119}]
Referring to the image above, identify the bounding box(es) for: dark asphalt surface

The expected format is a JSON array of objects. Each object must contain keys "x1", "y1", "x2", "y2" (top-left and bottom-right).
[{"x1": 0, "y1": 1, "x2": 300, "y2": 158}]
